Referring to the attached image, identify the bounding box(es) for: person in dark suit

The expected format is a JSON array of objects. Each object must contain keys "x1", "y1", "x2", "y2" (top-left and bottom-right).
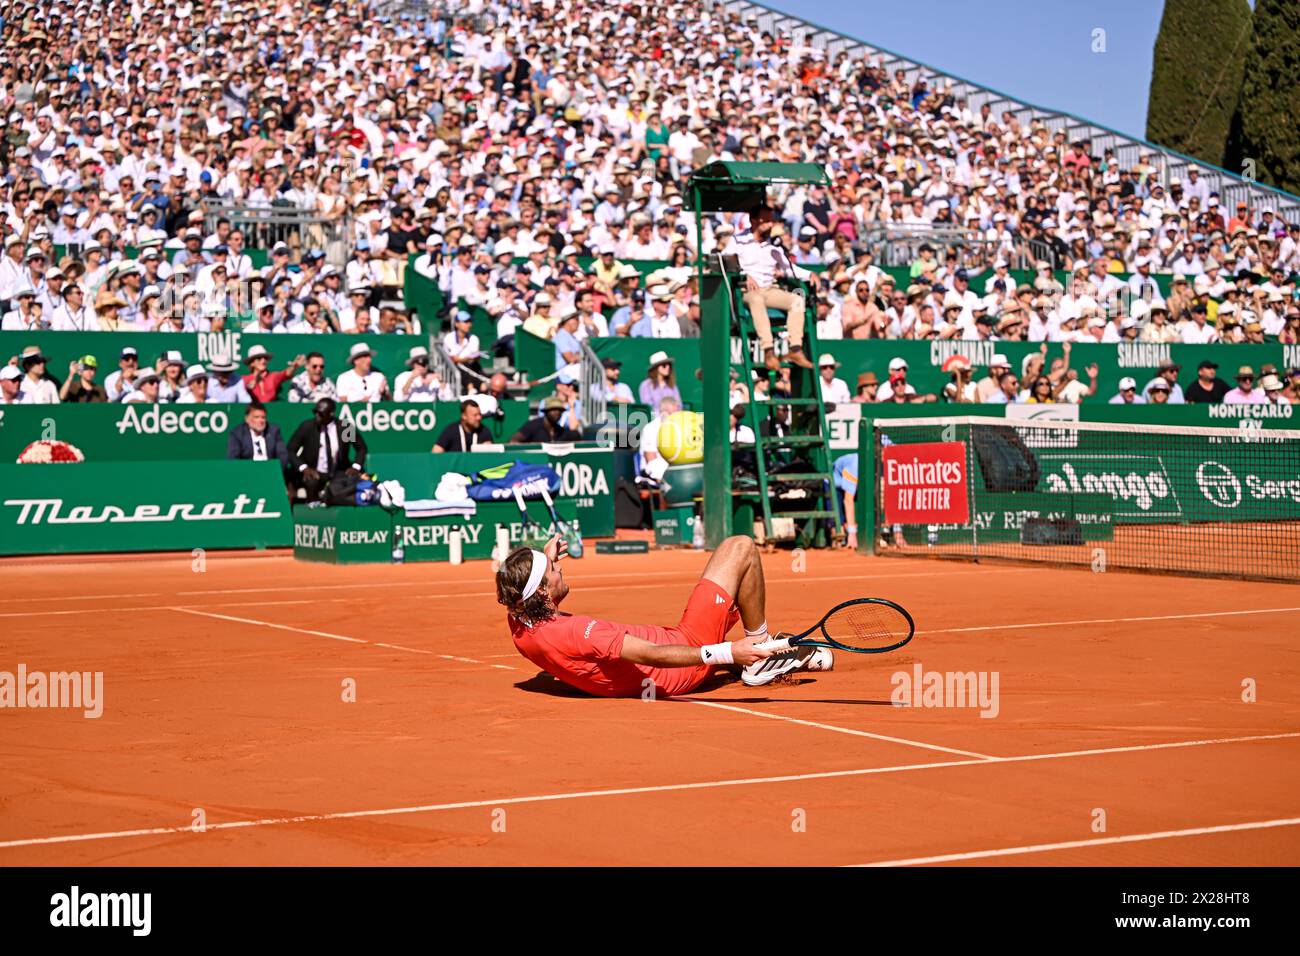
[
  {"x1": 226, "y1": 401, "x2": 291, "y2": 480},
  {"x1": 287, "y1": 398, "x2": 368, "y2": 501}
]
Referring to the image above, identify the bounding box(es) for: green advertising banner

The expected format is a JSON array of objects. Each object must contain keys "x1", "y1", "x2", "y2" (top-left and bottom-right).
[
  {"x1": 293, "y1": 505, "x2": 394, "y2": 564},
  {"x1": 809, "y1": 339, "x2": 1300, "y2": 408},
  {"x1": 0, "y1": 401, "x2": 530, "y2": 462},
  {"x1": 395, "y1": 500, "x2": 579, "y2": 563},
  {"x1": 917, "y1": 491, "x2": 1116, "y2": 547},
  {"x1": 0, "y1": 330, "x2": 421, "y2": 388},
  {"x1": 1027, "y1": 428, "x2": 1300, "y2": 524},
  {"x1": 516, "y1": 333, "x2": 1300, "y2": 415},
  {"x1": 292, "y1": 500, "x2": 580, "y2": 564},
  {"x1": 869, "y1": 418, "x2": 1300, "y2": 528},
  {"x1": 369, "y1": 447, "x2": 615, "y2": 538},
  {"x1": 0, "y1": 460, "x2": 292, "y2": 556}
]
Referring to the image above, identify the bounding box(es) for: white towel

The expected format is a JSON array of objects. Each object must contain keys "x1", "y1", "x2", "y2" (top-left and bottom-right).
[
  {"x1": 404, "y1": 498, "x2": 477, "y2": 519},
  {"x1": 434, "y1": 472, "x2": 472, "y2": 503}
]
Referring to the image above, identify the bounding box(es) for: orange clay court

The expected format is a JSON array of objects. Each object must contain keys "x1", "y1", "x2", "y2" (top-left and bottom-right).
[{"x1": 1, "y1": 547, "x2": 1298, "y2": 867}]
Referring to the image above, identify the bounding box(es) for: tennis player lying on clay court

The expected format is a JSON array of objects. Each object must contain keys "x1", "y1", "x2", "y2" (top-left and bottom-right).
[{"x1": 498, "y1": 534, "x2": 833, "y2": 697}]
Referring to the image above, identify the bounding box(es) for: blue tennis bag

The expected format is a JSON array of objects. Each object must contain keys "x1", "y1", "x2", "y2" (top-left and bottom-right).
[{"x1": 467, "y1": 461, "x2": 562, "y2": 502}]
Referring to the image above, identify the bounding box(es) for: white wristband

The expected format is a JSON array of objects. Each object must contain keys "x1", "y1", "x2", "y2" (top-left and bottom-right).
[{"x1": 700, "y1": 642, "x2": 734, "y2": 665}]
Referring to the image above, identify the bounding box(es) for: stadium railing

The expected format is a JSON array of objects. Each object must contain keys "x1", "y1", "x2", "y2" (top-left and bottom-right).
[
  {"x1": 202, "y1": 202, "x2": 353, "y2": 266},
  {"x1": 860, "y1": 224, "x2": 1037, "y2": 271},
  {"x1": 711, "y1": 0, "x2": 1300, "y2": 225},
  {"x1": 578, "y1": 338, "x2": 610, "y2": 431}
]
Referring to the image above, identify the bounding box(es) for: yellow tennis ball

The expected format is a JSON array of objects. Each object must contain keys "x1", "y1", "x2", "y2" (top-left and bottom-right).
[{"x1": 657, "y1": 411, "x2": 704, "y2": 464}]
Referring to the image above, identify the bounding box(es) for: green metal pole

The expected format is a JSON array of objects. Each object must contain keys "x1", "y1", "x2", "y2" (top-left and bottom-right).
[
  {"x1": 856, "y1": 412, "x2": 875, "y2": 555},
  {"x1": 693, "y1": 181, "x2": 732, "y2": 548}
]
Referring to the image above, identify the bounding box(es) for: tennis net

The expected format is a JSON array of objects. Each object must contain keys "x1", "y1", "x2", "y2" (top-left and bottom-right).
[{"x1": 866, "y1": 416, "x2": 1300, "y2": 582}]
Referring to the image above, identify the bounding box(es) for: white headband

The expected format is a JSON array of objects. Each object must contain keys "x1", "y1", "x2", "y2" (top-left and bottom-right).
[{"x1": 520, "y1": 549, "x2": 548, "y2": 601}]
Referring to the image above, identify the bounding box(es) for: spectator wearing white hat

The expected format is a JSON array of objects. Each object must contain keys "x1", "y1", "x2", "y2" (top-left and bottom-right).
[
  {"x1": 792, "y1": 226, "x2": 824, "y2": 265},
  {"x1": 158, "y1": 350, "x2": 188, "y2": 403},
  {"x1": 242, "y1": 344, "x2": 304, "y2": 403},
  {"x1": 123, "y1": 366, "x2": 162, "y2": 405},
  {"x1": 1139, "y1": 302, "x2": 1180, "y2": 344},
  {"x1": 1142, "y1": 361, "x2": 1186, "y2": 404},
  {"x1": 1261, "y1": 374, "x2": 1289, "y2": 405},
  {"x1": 243, "y1": 297, "x2": 282, "y2": 334},
  {"x1": 1108, "y1": 377, "x2": 1146, "y2": 405},
  {"x1": 974, "y1": 354, "x2": 1012, "y2": 403},
  {"x1": 206, "y1": 355, "x2": 253, "y2": 403},
  {"x1": 0, "y1": 365, "x2": 26, "y2": 404},
  {"x1": 339, "y1": 285, "x2": 377, "y2": 334},
  {"x1": 818, "y1": 353, "x2": 851, "y2": 405},
  {"x1": 14, "y1": 347, "x2": 59, "y2": 405},
  {"x1": 395, "y1": 346, "x2": 451, "y2": 403},
  {"x1": 876, "y1": 357, "x2": 912, "y2": 401},
  {"x1": 335, "y1": 342, "x2": 389, "y2": 403},
  {"x1": 981, "y1": 370, "x2": 1022, "y2": 405},
  {"x1": 1, "y1": 286, "x2": 43, "y2": 331},
  {"x1": 177, "y1": 365, "x2": 217, "y2": 404},
  {"x1": 522, "y1": 292, "x2": 558, "y2": 339},
  {"x1": 633, "y1": 283, "x2": 684, "y2": 338},
  {"x1": 639, "y1": 351, "x2": 681, "y2": 408}
]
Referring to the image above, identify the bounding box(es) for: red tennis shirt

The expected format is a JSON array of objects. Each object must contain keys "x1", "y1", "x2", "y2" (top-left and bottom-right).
[{"x1": 509, "y1": 579, "x2": 739, "y2": 698}]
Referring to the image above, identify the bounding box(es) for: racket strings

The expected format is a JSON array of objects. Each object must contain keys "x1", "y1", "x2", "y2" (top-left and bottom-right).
[{"x1": 824, "y1": 602, "x2": 912, "y2": 651}]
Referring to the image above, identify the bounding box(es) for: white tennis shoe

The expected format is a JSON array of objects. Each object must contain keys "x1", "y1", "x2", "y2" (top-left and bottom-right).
[{"x1": 741, "y1": 644, "x2": 834, "y2": 686}]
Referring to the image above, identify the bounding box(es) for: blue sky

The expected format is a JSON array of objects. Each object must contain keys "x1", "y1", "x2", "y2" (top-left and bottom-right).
[{"x1": 759, "y1": 0, "x2": 1169, "y2": 141}]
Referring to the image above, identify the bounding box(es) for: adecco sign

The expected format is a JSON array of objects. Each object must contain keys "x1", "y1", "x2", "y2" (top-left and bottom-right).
[
  {"x1": 115, "y1": 405, "x2": 230, "y2": 435},
  {"x1": 338, "y1": 405, "x2": 438, "y2": 433}
]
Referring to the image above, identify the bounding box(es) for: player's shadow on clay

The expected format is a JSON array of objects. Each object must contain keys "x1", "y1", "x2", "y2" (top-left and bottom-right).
[{"x1": 514, "y1": 671, "x2": 891, "y2": 705}]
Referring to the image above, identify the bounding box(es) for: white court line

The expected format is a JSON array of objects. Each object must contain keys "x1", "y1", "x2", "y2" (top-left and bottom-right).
[
  {"x1": 0, "y1": 572, "x2": 1012, "y2": 618},
  {"x1": 684, "y1": 699, "x2": 996, "y2": 760},
  {"x1": 0, "y1": 599, "x2": 317, "y2": 619},
  {"x1": 169, "y1": 565, "x2": 1035, "y2": 597},
  {"x1": 170, "y1": 607, "x2": 517, "y2": 671},
  {"x1": 0, "y1": 592, "x2": 163, "y2": 604},
  {"x1": 0, "y1": 563, "x2": 1033, "y2": 608},
  {"x1": 8, "y1": 597, "x2": 1299, "y2": 650},
  {"x1": 923, "y1": 606, "x2": 1300, "y2": 635},
  {"x1": 2, "y1": 731, "x2": 1295, "y2": 852},
  {"x1": 854, "y1": 817, "x2": 1300, "y2": 867}
]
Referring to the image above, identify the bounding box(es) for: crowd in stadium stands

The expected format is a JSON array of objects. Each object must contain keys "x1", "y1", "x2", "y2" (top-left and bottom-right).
[
  {"x1": 815, "y1": 347, "x2": 1300, "y2": 408},
  {"x1": 2, "y1": 0, "x2": 1300, "y2": 417}
]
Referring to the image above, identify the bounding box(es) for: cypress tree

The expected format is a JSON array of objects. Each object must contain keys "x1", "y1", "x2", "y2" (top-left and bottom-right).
[
  {"x1": 1231, "y1": 0, "x2": 1300, "y2": 194},
  {"x1": 1145, "y1": 0, "x2": 1252, "y2": 166}
]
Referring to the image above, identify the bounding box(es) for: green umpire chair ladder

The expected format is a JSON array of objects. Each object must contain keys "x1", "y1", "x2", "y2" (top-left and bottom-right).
[{"x1": 688, "y1": 162, "x2": 841, "y2": 549}]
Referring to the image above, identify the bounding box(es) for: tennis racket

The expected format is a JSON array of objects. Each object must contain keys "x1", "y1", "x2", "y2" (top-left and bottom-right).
[
  {"x1": 757, "y1": 598, "x2": 914, "y2": 655},
  {"x1": 510, "y1": 482, "x2": 549, "y2": 546},
  {"x1": 539, "y1": 485, "x2": 583, "y2": 558}
]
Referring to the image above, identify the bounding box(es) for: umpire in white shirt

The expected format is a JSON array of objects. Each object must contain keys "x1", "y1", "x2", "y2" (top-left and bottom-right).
[{"x1": 733, "y1": 205, "x2": 816, "y2": 372}]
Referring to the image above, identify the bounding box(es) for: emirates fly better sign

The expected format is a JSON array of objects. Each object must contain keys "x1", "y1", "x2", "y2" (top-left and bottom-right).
[{"x1": 881, "y1": 441, "x2": 970, "y2": 525}]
